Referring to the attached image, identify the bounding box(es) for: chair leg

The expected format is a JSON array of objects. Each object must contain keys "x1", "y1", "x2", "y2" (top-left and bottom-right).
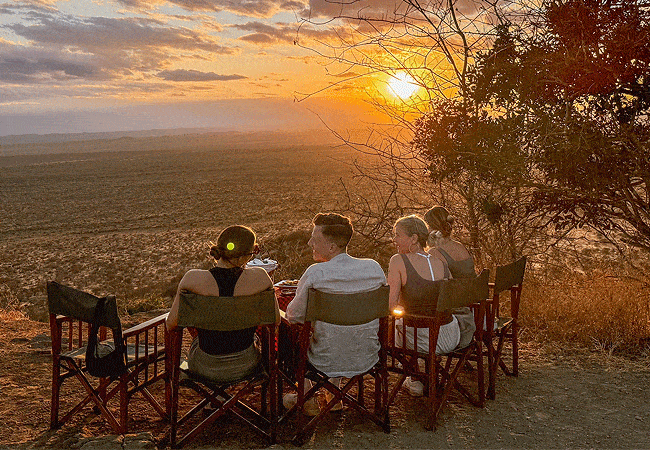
[
  {"x1": 120, "y1": 377, "x2": 129, "y2": 434},
  {"x1": 512, "y1": 322, "x2": 519, "y2": 376},
  {"x1": 358, "y1": 377, "x2": 364, "y2": 407},
  {"x1": 475, "y1": 341, "x2": 485, "y2": 407},
  {"x1": 50, "y1": 360, "x2": 61, "y2": 429}
]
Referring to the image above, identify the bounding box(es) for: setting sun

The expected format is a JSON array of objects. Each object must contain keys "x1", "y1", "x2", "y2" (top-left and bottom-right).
[{"x1": 388, "y1": 72, "x2": 419, "y2": 99}]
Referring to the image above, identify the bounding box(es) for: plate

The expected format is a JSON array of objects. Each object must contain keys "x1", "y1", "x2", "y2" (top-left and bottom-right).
[
  {"x1": 274, "y1": 279, "x2": 299, "y2": 291},
  {"x1": 246, "y1": 258, "x2": 278, "y2": 272}
]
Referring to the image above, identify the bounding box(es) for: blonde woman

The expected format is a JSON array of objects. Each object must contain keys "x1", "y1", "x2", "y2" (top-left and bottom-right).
[{"x1": 387, "y1": 214, "x2": 460, "y2": 396}]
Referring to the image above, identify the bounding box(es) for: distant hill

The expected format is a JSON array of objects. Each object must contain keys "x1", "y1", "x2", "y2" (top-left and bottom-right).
[
  {"x1": 0, "y1": 128, "x2": 229, "y2": 146},
  {"x1": 0, "y1": 128, "x2": 347, "y2": 157}
]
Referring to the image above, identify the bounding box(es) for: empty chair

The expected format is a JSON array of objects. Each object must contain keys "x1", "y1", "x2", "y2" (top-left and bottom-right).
[
  {"x1": 485, "y1": 256, "x2": 527, "y2": 399},
  {"x1": 47, "y1": 281, "x2": 169, "y2": 434}
]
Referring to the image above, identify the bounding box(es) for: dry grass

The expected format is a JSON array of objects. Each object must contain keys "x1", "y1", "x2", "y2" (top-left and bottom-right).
[
  {"x1": 523, "y1": 267, "x2": 650, "y2": 356},
  {"x1": 2, "y1": 132, "x2": 650, "y2": 357}
]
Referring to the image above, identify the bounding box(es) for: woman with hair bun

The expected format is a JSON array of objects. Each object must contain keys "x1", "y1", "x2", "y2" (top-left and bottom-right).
[
  {"x1": 424, "y1": 206, "x2": 476, "y2": 278},
  {"x1": 166, "y1": 225, "x2": 273, "y2": 383}
]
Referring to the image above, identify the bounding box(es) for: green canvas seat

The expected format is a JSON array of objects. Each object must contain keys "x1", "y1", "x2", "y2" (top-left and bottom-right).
[
  {"x1": 387, "y1": 270, "x2": 490, "y2": 430},
  {"x1": 281, "y1": 285, "x2": 391, "y2": 445},
  {"x1": 168, "y1": 288, "x2": 279, "y2": 448}
]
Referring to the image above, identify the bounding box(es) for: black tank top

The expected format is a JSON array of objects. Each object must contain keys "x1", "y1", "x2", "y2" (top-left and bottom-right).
[
  {"x1": 400, "y1": 254, "x2": 444, "y2": 316},
  {"x1": 197, "y1": 267, "x2": 255, "y2": 355}
]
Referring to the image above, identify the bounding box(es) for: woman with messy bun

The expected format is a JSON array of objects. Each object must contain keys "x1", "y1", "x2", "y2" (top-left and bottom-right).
[
  {"x1": 423, "y1": 206, "x2": 476, "y2": 278},
  {"x1": 166, "y1": 225, "x2": 272, "y2": 382}
]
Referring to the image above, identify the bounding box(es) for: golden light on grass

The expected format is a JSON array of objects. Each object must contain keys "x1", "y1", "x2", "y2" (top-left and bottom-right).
[{"x1": 387, "y1": 72, "x2": 418, "y2": 99}]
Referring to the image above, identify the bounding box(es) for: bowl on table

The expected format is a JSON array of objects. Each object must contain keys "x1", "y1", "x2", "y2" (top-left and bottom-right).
[{"x1": 246, "y1": 258, "x2": 278, "y2": 276}]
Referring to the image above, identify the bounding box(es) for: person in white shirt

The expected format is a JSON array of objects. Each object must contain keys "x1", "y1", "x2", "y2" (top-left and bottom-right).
[{"x1": 284, "y1": 213, "x2": 386, "y2": 415}]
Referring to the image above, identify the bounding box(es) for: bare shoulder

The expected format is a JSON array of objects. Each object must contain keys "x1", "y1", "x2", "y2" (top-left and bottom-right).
[
  {"x1": 450, "y1": 240, "x2": 472, "y2": 259},
  {"x1": 235, "y1": 267, "x2": 272, "y2": 295},
  {"x1": 179, "y1": 269, "x2": 211, "y2": 288},
  {"x1": 388, "y1": 253, "x2": 405, "y2": 269},
  {"x1": 177, "y1": 269, "x2": 220, "y2": 296}
]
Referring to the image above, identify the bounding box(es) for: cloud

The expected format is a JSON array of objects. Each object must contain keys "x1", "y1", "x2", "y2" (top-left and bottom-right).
[
  {"x1": 157, "y1": 69, "x2": 247, "y2": 81},
  {"x1": 8, "y1": 16, "x2": 234, "y2": 55},
  {"x1": 2, "y1": 10, "x2": 239, "y2": 84},
  {"x1": 0, "y1": 55, "x2": 97, "y2": 83},
  {"x1": 115, "y1": 0, "x2": 309, "y2": 19},
  {"x1": 231, "y1": 20, "x2": 342, "y2": 45}
]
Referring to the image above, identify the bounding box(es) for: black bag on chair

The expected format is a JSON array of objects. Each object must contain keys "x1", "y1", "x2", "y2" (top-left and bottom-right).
[{"x1": 85, "y1": 296, "x2": 127, "y2": 378}]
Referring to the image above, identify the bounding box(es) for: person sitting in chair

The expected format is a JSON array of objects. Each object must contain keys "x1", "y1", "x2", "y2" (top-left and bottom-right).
[
  {"x1": 424, "y1": 206, "x2": 476, "y2": 278},
  {"x1": 284, "y1": 213, "x2": 387, "y2": 415},
  {"x1": 387, "y1": 214, "x2": 461, "y2": 396},
  {"x1": 166, "y1": 225, "x2": 273, "y2": 383}
]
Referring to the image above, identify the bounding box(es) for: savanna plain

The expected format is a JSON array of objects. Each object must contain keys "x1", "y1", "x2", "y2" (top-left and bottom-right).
[{"x1": 1, "y1": 130, "x2": 649, "y2": 449}]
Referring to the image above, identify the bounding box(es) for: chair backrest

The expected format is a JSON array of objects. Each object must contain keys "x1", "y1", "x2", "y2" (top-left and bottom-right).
[
  {"x1": 437, "y1": 269, "x2": 490, "y2": 312},
  {"x1": 177, "y1": 289, "x2": 279, "y2": 331},
  {"x1": 494, "y1": 256, "x2": 527, "y2": 294},
  {"x1": 305, "y1": 285, "x2": 390, "y2": 326},
  {"x1": 47, "y1": 281, "x2": 121, "y2": 329}
]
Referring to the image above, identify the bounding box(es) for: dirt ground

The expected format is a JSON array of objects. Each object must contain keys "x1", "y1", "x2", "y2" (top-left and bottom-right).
[{"x1": 2, "y1": 314, "x2": 649, "y2": 450}]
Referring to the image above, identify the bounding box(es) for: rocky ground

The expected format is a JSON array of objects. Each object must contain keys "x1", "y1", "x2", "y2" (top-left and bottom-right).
[{"x1": 2, "y1": 313, "x2": 649, "y2": 450}]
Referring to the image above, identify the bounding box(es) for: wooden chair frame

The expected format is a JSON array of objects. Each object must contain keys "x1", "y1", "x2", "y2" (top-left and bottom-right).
[
  {"x1": 47, "y1": 281, "x2": 169, "y2": 435},
  {"x1": 387, "y1": 270, "x2": 489, "y2": 430},
  {"x1": 281, "y1": 286, "x2": 391, "y2": 445},
  {"x1": 485, "y1": 256, "x2": 527, "y2": 399},
  {"x1": 168, "y1": 289, "x2": 279, "y2": 448}
]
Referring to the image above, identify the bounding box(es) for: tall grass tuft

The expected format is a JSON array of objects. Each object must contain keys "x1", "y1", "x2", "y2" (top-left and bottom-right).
[
  {"x1": 523, "y1": 268, "x2": 650, "y2": 355},
  {"x1": 0, "y1": 284, "x2": 25, "y2": 319}
]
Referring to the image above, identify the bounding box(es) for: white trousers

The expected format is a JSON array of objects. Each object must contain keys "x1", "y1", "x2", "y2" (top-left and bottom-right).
[{"x1": 395, "y1": 315, "x2": 460, "y2": 355}]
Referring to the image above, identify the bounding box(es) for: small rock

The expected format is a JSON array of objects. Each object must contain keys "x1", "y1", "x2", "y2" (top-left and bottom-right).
[
  {"x1": 123, "y1": 432, "x2": 156, "y2": 450},
  {"x1": 78, "y1": 435, "x2": 123, "y2": 450},
  {"x1": 29, "y1": 333, "x2": 52, "y2": 349}
]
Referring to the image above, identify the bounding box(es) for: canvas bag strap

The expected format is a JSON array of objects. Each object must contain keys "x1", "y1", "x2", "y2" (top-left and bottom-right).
[{"x1": 88, "y1": 297, "x2": 124, "y2": 352}]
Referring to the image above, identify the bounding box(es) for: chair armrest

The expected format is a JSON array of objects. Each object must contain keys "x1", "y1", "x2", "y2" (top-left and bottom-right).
[
  {"x1": 392, "y1": 311, "x2": 433, "y2": 320},
  {"x1": 123, "y1": 312, "x2": 169, "y2": 338}
]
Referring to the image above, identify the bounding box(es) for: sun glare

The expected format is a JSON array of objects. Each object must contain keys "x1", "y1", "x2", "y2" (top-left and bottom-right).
[{"x1": 388, "y1": 72, "x2": 418, "y2": 99}]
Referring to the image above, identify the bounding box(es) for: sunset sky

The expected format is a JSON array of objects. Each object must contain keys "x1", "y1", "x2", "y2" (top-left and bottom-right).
[{"x1": 0, "y1": 0, "x2": 423, "y2": 136}]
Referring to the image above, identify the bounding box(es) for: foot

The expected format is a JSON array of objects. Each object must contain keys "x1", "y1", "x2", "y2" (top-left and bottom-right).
[
  {"x1": 404, "y1": 377, "x2": 424, "y2": 397},
  {"x1": 283, "y1": 393, "x2": 321, "y2": 417},
  {"x1": 325, "y1": 391, "x2": 343, "y2": 412}
]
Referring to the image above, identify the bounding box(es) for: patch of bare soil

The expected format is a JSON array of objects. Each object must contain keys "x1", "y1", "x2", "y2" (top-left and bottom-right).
[{"x1": 2, "y1": 314, "x2": 649, "y2": 449}]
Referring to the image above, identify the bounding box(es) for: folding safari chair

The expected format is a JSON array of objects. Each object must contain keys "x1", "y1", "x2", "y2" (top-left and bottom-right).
[
  {"x1": 283, "y1": 286, "x2": 391, "y2": 445},
  {"x1": 168, "y1": 289, "x2": 279, "y2": 448},
  {"x1": 486, "y1": 256, "x2": 527, "y2": 399},
  {"x1": 47, "y1": 281, "x2": 169, "y2": 434},
  {"x1": 387, "y1": 270, "x2": 490, "y2": 430}
]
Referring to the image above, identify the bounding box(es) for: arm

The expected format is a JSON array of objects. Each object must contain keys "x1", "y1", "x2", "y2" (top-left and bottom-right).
[
  {"x1": 286, "y1": 267, "x2": 313, "y2": 324},
  {"x1": 166, "y1": 289, "x2": 180, "y2": 331},
  {"x1": 166, "y1": 270, "x2": 198, "y2": 331},
  {"x1": 387, "y1": 254, "x2": 404, "y2": 310}
]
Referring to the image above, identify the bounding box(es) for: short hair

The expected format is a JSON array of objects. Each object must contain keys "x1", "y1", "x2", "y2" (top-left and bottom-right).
[
  {"x1": 424, "y1": 206, "x2": 454, "y2": 238},
  {"x1": 209, "y1": 225, "x2": 256, "y2": 261},
  {"x1": 395, "y1": 215, "x2": 429, "y2": 248},
  {"x1": 313, "y1": 213, "x2": 353, "y2": 249}
]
